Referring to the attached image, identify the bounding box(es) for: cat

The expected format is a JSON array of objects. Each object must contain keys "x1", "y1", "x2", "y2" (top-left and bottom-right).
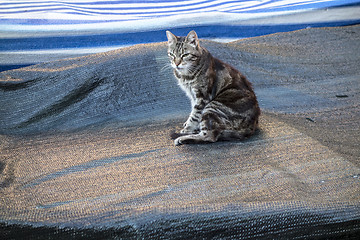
[{"x1": 166, "y1": 30, "x2": 260, "y2": 146}]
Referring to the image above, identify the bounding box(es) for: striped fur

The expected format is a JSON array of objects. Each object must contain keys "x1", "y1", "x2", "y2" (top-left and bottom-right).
[{"x1": 166, "y1": 30, "x2": 260, "y2": 146}]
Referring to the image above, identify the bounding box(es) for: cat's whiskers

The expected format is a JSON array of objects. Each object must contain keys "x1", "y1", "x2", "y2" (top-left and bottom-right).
[{"x1": 160, "y1": 64, "x2": 173, "y2": 73}]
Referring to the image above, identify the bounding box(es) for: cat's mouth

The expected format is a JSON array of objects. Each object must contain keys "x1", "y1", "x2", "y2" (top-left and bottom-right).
[
  {"x1": 176, "y1": 67, "x2": 188, "y2": 74},
  {"x1": 171, "y1": 63, "x2": 188, "y2": 74},
  {"x1": 173, "y1": 65, "x2": 185, "y2": 72}
]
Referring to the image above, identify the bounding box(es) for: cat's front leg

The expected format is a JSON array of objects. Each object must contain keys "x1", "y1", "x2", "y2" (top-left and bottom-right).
[
  {"x1": 181, "y1": 117, "x2": 199, "y2": 134},
  {"x1": 181, "y1": 99, "x2": 206, "y2": 134}
]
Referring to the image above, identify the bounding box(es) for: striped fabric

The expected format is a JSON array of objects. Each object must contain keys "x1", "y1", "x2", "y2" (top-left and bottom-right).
[
  {"x1": 1, "y1": 0, "x2": 360, "y2": 71},
  {"x1": 1, "y1": 0, "x2": 360, "y2": 31}
]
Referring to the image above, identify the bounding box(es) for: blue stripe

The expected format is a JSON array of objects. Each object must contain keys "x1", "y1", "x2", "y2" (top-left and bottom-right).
[
  {"x1": 0, "y1": 64, "x2": 33, "y2": 72},
  {"x1": 2, "y1": 20, "x2": 360, "y2": 52}
]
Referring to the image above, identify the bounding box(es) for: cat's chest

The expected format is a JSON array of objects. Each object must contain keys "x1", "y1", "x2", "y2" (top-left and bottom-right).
[{"x1": 178, "y1": 79, "x2": 197, "y2": 105}]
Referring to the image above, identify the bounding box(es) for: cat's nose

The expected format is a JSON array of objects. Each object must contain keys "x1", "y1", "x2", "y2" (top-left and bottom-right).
[{"x1": 174, "y1": 58, "x2": 181, "y2": 66}]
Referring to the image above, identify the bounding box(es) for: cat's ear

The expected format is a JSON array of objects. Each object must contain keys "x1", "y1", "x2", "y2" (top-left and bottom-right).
[
  {"x1": 166, "y1": 31, "x2": 177, "y2": 45},
  {"x1": 185, "y1": 30, "x2": 199, "y2": 48}
]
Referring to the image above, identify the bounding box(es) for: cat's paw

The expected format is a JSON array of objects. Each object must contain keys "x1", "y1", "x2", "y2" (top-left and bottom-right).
[
  {"x1": 174, "y1": 137, "x2": 183, "y2": 146},
  {"x1": 180, "y1": 125, "x2": 200, "y2": 134}
]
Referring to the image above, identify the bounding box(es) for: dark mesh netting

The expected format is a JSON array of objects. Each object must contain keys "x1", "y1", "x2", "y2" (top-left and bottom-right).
[{"x1": 1, "y1": 25, "x2": 359, "y2": 239}]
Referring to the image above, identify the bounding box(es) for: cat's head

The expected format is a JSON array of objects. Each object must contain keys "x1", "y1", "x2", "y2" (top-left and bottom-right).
[{"x1": 166, "y1": 30, "x2": 202, "y2": 76}]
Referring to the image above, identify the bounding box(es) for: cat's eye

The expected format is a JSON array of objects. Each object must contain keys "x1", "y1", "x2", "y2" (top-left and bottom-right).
[
  {"x1": 168, "y1": 52, "x2": 176, "y2": 58},
  {"x1": 181, "y1": 53, "x2": 191, "y2": 59},
  {"x1": 182, "y1": 53, "x2": 197, "y2": 61}
]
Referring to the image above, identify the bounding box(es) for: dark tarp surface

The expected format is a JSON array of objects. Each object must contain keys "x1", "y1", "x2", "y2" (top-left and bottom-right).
[{"x1": 1, "y1": 25, "x2": 359, "y2": 239}]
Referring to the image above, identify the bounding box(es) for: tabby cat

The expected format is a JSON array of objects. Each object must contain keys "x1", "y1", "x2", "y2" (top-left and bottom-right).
[{"x1": 166, "y1": 30, "x2": 260, "y2": 146}]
